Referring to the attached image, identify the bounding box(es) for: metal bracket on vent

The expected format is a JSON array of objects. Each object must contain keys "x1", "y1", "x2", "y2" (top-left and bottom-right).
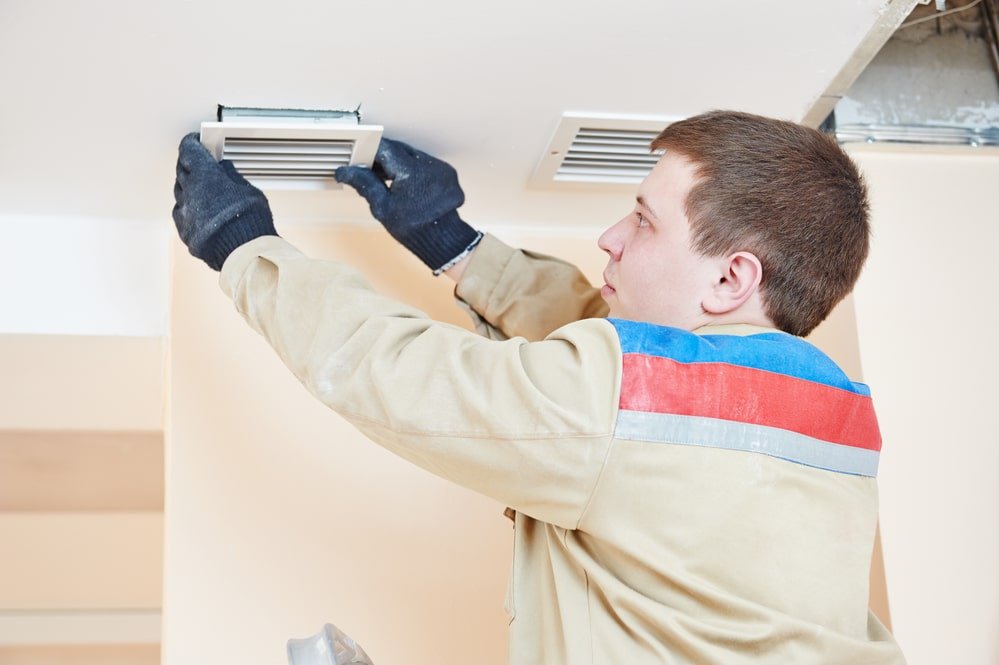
[
  {"x1": 530, "y1": 112, "x2": 676, "y2": 189},
  {"x1": 199, "y1": 106, "x2": 383, "y2": 191}
]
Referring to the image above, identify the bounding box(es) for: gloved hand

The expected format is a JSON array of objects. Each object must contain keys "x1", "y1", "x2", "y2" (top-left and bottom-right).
[
  {"x1": 172, "y1": 132, "x2": 278, "y2": 271},
  {"x1": 335, "y1": 138, "x2": 482, "y2": 274}
]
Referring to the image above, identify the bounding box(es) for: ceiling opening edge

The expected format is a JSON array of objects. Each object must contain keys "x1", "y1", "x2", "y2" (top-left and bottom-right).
[{"x1": 801, "y1": 0, "x2": 923, "y2": 128}]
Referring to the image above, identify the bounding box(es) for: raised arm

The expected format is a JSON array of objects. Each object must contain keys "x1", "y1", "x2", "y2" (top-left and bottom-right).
[
  {"x1": 450, "y1": 234, "x2": 608, "y2": 341},
  {"x1": 335, "y1": 138, "x2": 608, "y2": 341},
  {"x1": 218, "y1": 236, "x2": 620, "y2": 527},
  {"x1": 172, "y1": 134, "x2": 621, "y2": 528}
]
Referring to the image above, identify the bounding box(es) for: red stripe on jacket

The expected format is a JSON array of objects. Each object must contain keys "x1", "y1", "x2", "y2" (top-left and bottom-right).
[{"x1": 619, "y1": 354, "x2": 882, "y2": 451}]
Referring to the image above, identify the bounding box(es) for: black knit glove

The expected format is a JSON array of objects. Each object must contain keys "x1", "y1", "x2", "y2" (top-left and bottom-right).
[
  {"x1": 335, "y1": 138, "x2": 482, "y2": 274},
  {"x1": 172, "y1": 133, "x2": 278, "y2": 271}
]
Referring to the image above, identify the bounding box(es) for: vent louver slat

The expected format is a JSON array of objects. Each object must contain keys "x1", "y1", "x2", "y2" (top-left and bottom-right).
[
  {"x1": 572, "y1": 128, "x2": 660, "y2": 141},
  {"x1": 560, "y1": 163, "x2": 657, "y2": 173},
  {"x1": 223, "y1": 139, "x2": 354, "y2": 154},
  {"x1": 230, "y1": 166, "x2": 348, "y2": 174},
  {"x1": 222, "y1": 137, "x2": 354, "y2": 179},
  {"x1": 554, "y1": 127, "x2": 662, "y2": 183},
  {"x1": 566, "y1": 144, "x2": 656, "y2": 156},
  {"x1": 562, "y1": 153, "x2": 660, "y2": 164}
]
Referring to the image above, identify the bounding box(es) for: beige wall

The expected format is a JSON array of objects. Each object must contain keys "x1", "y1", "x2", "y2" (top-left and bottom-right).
[
  {"x1": 166, "y1": 228, "x2": 514, "y2": 665},
  {"x1": 849, "y1": 145, "x2": 999, "y2": 665}
]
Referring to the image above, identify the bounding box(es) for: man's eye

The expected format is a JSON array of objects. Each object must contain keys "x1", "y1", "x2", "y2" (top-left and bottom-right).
[{"x1": 636, "y1": 212, "x2": 649, "y2": 227}]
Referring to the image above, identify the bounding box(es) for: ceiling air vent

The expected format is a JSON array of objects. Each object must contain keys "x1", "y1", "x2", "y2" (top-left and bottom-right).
[
  {"x1": 199, "y1": 106, "x2": 383, "y2": 191},
  {"x1": 530, "y1": 112, "x2": 676, "y2": 188}
]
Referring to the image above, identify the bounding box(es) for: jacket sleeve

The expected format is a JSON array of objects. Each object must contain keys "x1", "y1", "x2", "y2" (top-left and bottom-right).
[
  {"x1": 454, "y1": 234, "x2": 609, "y2": 342},
  {"x1": 219, "y1": 235, "x2": 621, "y2": 529}
]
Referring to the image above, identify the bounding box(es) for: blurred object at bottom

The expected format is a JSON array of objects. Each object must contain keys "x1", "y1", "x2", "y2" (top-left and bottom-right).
[{"x1": 287, "y1": 623, "x2": 374, "y2": 665}]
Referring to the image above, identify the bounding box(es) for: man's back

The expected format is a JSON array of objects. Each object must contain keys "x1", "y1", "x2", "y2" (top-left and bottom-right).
[
  {"x1": 505, "y1": 324, "x2": 894, "y2": 662},
  {"x1": 214, "y1": 230, "x2": 905, "y2": 662}
]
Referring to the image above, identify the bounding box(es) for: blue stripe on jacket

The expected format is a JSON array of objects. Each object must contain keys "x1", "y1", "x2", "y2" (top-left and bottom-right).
[{"x1": 608, "y1": 318, "x2": 871, "y2": 397}]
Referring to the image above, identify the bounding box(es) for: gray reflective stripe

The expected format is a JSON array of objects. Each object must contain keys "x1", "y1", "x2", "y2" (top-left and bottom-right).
[{"x1": 614, "y1": 410, "x2": 880, "y2": 477}]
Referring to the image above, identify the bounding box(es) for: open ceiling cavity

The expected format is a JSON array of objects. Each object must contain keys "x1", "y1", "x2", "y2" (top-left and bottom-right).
[{"x1": 831, "y1": 0, "x2": 999, "y2": 147}]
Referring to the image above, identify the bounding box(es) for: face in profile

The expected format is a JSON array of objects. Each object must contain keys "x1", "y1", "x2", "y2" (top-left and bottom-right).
[{"x1": 597, "y1": 152, "x2": 718, "y2": 329}]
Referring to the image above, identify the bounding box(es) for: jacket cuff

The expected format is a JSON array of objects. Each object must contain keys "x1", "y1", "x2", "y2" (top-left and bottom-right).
[
  {"x1": 453, "y1": 233, "x2": 518, "y2": 318},
  {"x1": 219, "y1": 235, "x2": 301, "y2": 297},
  {"x1": 400, "y1": 211, "x2": 481, "y2": 273}
]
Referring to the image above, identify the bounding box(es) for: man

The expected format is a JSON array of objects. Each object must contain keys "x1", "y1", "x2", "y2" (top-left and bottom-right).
[{"x1": 173, "y1": 110, "x2": 906, "y2": 663}]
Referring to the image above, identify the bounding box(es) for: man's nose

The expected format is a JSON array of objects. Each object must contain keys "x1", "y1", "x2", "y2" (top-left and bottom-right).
[{"x1": 598, "y1": 218, "x2": 626, "y2": 260}]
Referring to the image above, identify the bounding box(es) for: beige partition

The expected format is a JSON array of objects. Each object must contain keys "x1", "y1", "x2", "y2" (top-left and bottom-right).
[
  {"x1": 166, "y1": 227, "x2": 513, "y2": 665},
  {"x1": 849, "y1": 145, "x2": 999, "y2": 665}
]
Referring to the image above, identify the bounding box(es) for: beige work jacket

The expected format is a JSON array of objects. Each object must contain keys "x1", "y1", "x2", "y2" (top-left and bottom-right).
[{"x1": 220, "y1": 233, "x2": 905, "y2": 664}]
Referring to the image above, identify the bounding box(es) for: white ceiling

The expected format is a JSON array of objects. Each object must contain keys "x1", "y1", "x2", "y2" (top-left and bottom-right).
[{"x1": 1, "y1": 0, "x2": 902, "y2": 229}]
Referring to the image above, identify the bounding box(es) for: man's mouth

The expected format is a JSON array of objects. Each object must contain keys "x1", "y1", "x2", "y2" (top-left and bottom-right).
[{"x1": 601, "y1": 275, "x2": 616, "y2": 298}]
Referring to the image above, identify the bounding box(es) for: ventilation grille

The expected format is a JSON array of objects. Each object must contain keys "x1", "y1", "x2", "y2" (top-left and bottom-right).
[
  {"x1": 200, "y1": 110, "x2": 382, "y2": 191},
  {"x1": 221, "y1": 138, "x2": 354, "y2": 180},
  {"x1": 532, "y1": 113, "x2": 677, "y2": 188},
  {"x1": 557, "y1": 128, "x2": 662, "y2": 182}
]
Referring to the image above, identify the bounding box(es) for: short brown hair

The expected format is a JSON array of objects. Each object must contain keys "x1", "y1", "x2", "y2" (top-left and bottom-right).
[{"x1": 651, "y1": 110, "x2": 870, "y2": 336}]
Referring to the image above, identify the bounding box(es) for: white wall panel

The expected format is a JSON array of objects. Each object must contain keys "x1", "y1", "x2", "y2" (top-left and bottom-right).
[{"x1": 0, "y1": 216, "x2": 170, "y2": 337}]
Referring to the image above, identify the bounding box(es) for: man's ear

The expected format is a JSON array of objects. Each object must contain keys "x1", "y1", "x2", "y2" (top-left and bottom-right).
[{"x1": 702, "y1": 251, "x2": 763, "y2": 315}]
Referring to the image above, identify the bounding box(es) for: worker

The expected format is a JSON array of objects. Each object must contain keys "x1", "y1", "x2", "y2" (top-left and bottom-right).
[{"x1": 172, "y1": 110, "x2": 906, "y2": 664}]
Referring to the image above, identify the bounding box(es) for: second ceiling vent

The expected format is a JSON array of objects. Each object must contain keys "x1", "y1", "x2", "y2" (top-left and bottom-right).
[
  {"x1": 200, "y1": 106, "x2": 383, "y2": 191},
  {"x1": 531, "y1": 112, "x2": 675, "y2": 188}
]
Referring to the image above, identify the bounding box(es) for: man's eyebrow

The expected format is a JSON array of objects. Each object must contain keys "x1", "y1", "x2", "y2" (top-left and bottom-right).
[{"x1": 636, "y1": 195, "x2": 661, "y2": 222}]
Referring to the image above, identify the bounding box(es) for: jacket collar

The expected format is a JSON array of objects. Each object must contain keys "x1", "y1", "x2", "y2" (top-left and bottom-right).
[{"x1": 691, "y1": 323, "x2": 785, "y2": 337}]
